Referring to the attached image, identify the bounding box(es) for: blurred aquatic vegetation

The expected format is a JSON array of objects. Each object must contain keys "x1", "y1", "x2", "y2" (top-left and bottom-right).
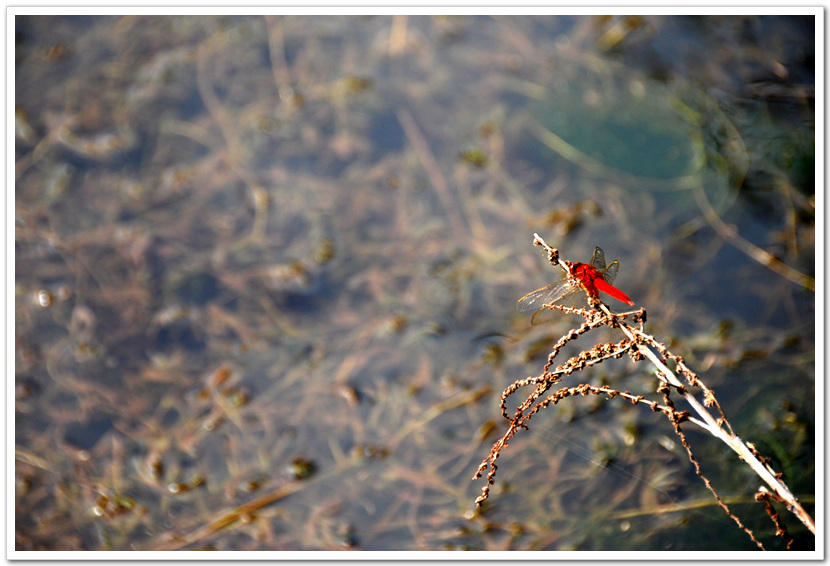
[
  {"x1": 14, "y1": 14, "x2": 814, "y2": 552},
  {"x1": 519, "y1": 50, "x2": 813, "y2": 293}
]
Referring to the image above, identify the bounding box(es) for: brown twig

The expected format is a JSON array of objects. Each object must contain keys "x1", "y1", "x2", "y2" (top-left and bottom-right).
[{"x1": 472, "y1": 233, "x2": 815, "y2": 549}]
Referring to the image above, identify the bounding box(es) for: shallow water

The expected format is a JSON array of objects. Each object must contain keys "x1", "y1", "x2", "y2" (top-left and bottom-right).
[{"x1": 14, "y1": 14, "x2": 815, "y2": 552}]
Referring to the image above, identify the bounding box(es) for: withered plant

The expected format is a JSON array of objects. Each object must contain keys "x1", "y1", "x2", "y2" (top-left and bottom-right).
[{"x1": 473, "y1": 234, "x2": 814, "y2": 550}]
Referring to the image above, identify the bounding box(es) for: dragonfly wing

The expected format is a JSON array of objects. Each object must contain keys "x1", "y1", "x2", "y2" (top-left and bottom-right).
[
  {"x1": 528, "y1": 283, "x2": 587, "y2": 324},
  {"x1": 516, "y1": 279, "x2": 572, "y2": 312},
  {"x1": 530, "y1": 307, "x2": 558, "y2": 325},
  {"x1": 556, "y1": 285, "x2": 592, "y2": 309},
  {"x1": 590, "y1": 247, "x2": 606, "y2": 271},
  {"x1": 602, "y1": 260, "x2": 619, "y2": 286}
]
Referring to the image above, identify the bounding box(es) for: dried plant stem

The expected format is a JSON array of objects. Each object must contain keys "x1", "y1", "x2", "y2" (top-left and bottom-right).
[
  {"x1": 621, "y1": 320, "x2": 815, "y2": 535},
  {"x1": 473, "y1": 233, "x2": 814, "y2": 548}
]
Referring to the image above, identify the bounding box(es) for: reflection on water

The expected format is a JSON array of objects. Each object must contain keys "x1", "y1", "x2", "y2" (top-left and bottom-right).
[{"x1": 15, "y1": 14, "x2": 815, "y2": 552}]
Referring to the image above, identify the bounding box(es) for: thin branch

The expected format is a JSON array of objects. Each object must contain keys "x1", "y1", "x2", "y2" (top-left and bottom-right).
[{"x1": 473, "y1": 233, "x2": 815, "y2": 545}]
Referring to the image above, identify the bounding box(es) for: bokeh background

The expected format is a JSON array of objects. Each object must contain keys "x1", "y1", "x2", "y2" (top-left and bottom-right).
[{"x1": 14, "y1": 14, "x2": 816, "y2": 551}]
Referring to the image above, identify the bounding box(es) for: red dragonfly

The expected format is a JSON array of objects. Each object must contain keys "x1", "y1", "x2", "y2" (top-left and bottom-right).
[{"x1": 517, "y1": 247, "x2": 635, "y2": 325}]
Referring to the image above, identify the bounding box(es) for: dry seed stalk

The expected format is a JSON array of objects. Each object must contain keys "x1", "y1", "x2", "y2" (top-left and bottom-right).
[{"x1": 472, "y1": 234, "x2": 814, "y2": 550}]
